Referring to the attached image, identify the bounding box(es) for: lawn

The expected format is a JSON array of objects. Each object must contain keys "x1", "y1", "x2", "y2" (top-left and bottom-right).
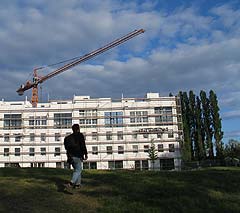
[{"x1": 0, "y1": 167, "x2": 240, "y2": 213}]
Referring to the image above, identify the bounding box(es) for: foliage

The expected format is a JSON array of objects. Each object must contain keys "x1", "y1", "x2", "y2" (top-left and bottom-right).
[
  {"x1": 0, "y1": 168, "x2": 240, "y2": 213},
  {"x1": 209, "y1": 90, "x2": 224, "y2": 159},
  {"x1": 148, "y1": 139, "x2": 158, "y2": 168},
  {"x1": 195, "y1": 96, "x2": 205, "y2": 160},
  {"x1": 179, "y1": 91, "x2": 192, "y2": 162},
  {"x1": 224, "y1": 139, "x2": 240, "y2": 159},
  {"x1": 200, "y1": 90, "x2": 214, "y2": 159},
  {"x1": 179, "y1": 90, "x2": 223, "y2": 162}
]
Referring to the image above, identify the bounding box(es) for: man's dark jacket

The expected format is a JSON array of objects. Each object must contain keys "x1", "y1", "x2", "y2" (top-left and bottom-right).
[{"x1": 64, "y1": 132, "x2": 88, "y2": 159}]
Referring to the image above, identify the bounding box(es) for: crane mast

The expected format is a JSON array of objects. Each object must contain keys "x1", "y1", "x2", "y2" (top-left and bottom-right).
[{"x1": 16, "y1": 29, "x2": 145, "y2": 107}]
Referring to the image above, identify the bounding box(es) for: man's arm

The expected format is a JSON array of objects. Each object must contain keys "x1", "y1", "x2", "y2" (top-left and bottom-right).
[{"x1": 81, "y1": 134, "x2": 88, "y2": 160}]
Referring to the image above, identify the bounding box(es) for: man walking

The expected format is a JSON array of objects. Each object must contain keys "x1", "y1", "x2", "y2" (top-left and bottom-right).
[{"x1": 64, "y1": 124, "x2": 88, "y2": 188}]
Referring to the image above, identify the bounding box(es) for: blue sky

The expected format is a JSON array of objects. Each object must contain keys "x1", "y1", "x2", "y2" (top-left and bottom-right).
[{"x1": 0, "y1": 0, "x2": 240, "y2": 143}]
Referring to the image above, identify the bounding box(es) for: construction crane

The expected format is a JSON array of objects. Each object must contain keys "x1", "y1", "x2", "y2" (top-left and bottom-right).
[{"x1": 17, "y1": 29, "x2": 145, "y2": 107}]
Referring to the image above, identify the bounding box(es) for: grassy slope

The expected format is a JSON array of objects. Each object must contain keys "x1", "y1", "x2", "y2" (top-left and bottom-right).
[{"x1": 0, "y1": 167, "x2": 240, "y2": 213}]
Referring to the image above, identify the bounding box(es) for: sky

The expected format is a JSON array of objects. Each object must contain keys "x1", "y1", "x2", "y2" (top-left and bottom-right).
[{"x1": 0, "y1": 0, "x2": 240, "y2": 143}]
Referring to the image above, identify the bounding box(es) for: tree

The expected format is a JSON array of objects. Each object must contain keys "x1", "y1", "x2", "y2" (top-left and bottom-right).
[
  {"x1": 224, "y1": 139, "x2": 240, "y2": 166},
  {"x1": 179, "y1": 91, "x2": 192, "y2": 162},
  {"x1": 209, "y1": 90, "x2": 224, "y2": 160},
  {"x1": 200, "y1": 90, "x2": 214, "y2": 159},
  {"x1": 189, "y1": 90, "x2": 196, "y2": 160},
  {"x1": 195, "y1": 96, "x2": 205, "y2": 160},
  {"x1": 148, "y1": 139, "x2": 158, "y2": 170},
  {"x1": 224, "y1": 139, "x2": 240, "y2": 159}
]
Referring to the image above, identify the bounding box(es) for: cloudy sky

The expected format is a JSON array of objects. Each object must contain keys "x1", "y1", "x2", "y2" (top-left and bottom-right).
[{"x1": 0, "y1": 0, "x2": 240, "y2": 142}]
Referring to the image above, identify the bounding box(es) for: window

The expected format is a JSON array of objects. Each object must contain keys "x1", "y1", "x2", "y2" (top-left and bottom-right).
[
  {"x1": 154, "y1": 107, "x2": 173, "y2": 124},
  {"x1": 55, "y1": 133, "x2": 61, "y2": 141},
  {"x1": 142, "y1": 160, "x2": 149, "y2": 170},
  {"x1": 168, "y1": 131, "x2": 174, "y2": 138},
  {"x1": 41, "y1": 133, "x2": 46, "y2": 142},
  {"x1": 29, "y1": 148, "x2": 35, "y2": 156},
  {"x1": 15, "y1": 148, "x2": 20, "y2": 156},
  {"x1": 4, "y1": 134, "x2": 10, "y2": 142},
  {"x1": 144, "y1": 145, "x2": 149, "y2": 153},
  {"x1": 54, "y1": 113, "x2": 72, "y2": 128},
  {"x1": 169, "y1": 144, "x2": 175, "y2": 152},
  {"x1": 14, "y1": 134, "x2": 21, "y2": 142},
  {"x1": 79, "y1": 110, "x2": 98, "y2": 128},
  {"x1": 108, "y1": 161, "x2": 123, "y2": 169},
  {"x1": 30, "y1": 133, "x2": 35, "y2": 142},
  {"x1": 4, "y1": 114, "x2": 22, "y2": 129},
  {"x1": 106, "y1": 132, "x2": 112, "y2": 140},
  {"x1": 104, "y1": 112, "x2": 123, "y2": 127},
  {"x1": 83, "y1": 162, "x2": 97, "y2": 169},
  {"x1": 155, "y1": 107, "x2": 172, "y2": 114},
  {"x1": 79, "y1": 119, "x2": 97, "y2": 127},
  {"x1": 108, "y1": 161, "x2": 115, "y2": 169},
  {"x1": 106, "y1": 146, "x2": 112, "y2": 154},
  {"x1": 41, "y1": 147, "x2": 46, "y2": 155},
  {"x1": 79, "y1": 109, "x2": 97, "y2": 117},
  {"x1": 92, "y1": 146, "x2": 98, "y2": 155},
  {"x1": 83, "y1": 162, "x2": 89, "y2": 169},
  {"x1": 130, "y1": 111, "x2": 148, "y2": 123},
  {"x1": 143, "y1": 134, "x2": 149, "y2": 138},
  {"x1": 160, "y1": 158, "x2": 174, "y2": 170},
  {"x1": 90, "y1": 162, "x2": 97, "y2": 169},
  {"x1": 135, "y1": 160, "x2": 141, "y2": 170},
  {"x1": 65, "y1": 132, "x2": 71, "y2": 137},
  {"x1": 115, "y1": 161, "x2": 123, "y2": 169},
  {"x1": 56, "y1": 162, "x2": 62, "y2": 168},
  {"x1": 132, "y1": 133, "x2": 137, "y2": 139},
  {"x1": 92, "y1": 132, "x2": 98, "y2": 141},
  {"x1": 29, "y1": 116, "x2": 47, "y2": 128},
  {"x1": 157, "y1": 133, "x2": 162, "y2": 138},
  {"x1": 117, "y1": 131, "x2": 123, "y2": 140},
  {"x1": 4, "y1": 148, "x2": 9, "y2": 156},
  {"x1": 118, "y1": 146, "x2": 124, "y2": 154},
  {"x1": 132, "y1": 145, "x2": 138, "y2": 153},
  {"x1": 155, "y1": 115, "x2": 173, "y2": 123},
  {"x1": 158, "y1": 144, "x2": 164, "y2": 152},
  {"x1": 55, "y1": 147, "x2": 61, "y2": 156}
]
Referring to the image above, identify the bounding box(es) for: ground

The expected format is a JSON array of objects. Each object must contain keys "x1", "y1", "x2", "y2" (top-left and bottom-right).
[{"x1": 0, "y1": 167, "x2": 240, "y2": 212}]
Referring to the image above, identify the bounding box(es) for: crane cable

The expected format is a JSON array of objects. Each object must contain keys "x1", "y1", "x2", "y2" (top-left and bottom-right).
[
  {"x1": 35, "y1": 55, "x2": 83, "y2": 71},
  {"x1": 25, "y1": 55, "x2": 83, "y2": 82}
]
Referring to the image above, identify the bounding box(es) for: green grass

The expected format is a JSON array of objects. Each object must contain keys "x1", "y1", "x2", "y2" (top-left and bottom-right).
[{"x1": 0, "y1": 167, "x2": 240, "y2": 213}]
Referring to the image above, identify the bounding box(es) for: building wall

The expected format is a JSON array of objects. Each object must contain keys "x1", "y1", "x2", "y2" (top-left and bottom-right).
[{"x1": 0, "y1": 93, "x2": 183, "y2": 170}]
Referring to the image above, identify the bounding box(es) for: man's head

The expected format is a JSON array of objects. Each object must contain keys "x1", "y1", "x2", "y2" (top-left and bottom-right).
[{"x1": 72, "y1": 124, "x2": 80, "y2": 133}]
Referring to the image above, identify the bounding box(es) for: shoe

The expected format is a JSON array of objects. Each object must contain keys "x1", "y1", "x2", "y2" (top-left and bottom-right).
[
  {"x1": 74, "y1": 184, "x2": 81, "y2": 189},
  {"x1": 65, "y1": 182, "x2": 74, "y2": 188}
]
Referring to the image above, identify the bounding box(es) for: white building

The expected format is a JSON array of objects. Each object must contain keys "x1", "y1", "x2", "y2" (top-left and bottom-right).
[{"x1": 0, "y1": 93, "x2": 183, "y2": 170}]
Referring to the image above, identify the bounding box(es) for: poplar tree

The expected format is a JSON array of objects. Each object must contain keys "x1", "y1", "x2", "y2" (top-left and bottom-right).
[
  {"x1": 209, "y1": 90, "x2": 224, "y2": 159},
  {"x1": 195, "y1": 96, "x2": 205, "y2": 160},
  {"x1": 189, "y1": 91, "x2": 196, "y2": 160},
  {"x1": 179, "y1": 91, "x2": 192, "y2": 161},
  {"x1": 200, "y1": 91, "x2": 214, "y2": 159}
]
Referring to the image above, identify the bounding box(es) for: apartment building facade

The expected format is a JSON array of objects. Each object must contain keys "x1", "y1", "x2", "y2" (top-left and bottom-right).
[{"x1": 0, "y1": 93, "x2": 183, "y2": 170}]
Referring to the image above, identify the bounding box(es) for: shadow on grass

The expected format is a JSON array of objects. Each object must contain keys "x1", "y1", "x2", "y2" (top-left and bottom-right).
[
  {"x1": 81, "y1": 169, "x2": 240, "y2": 213},
  {"x1": 0, "y1": 168, "x2": 104, "y2": 212},
  {"x1": 0, "y1": 168, "x2": 240, "y2": 212},
  {"x1": 0, "y1": 167, "x2": 74, "y2": 195}
]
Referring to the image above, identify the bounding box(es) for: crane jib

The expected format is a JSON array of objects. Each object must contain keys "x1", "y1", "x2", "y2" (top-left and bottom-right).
[
  {"x1": 39, "y1": 29, "x2": 145, "y2": 83},
  {"x1": 16, "y1": 29, "x2": 145, "y2": 106}
]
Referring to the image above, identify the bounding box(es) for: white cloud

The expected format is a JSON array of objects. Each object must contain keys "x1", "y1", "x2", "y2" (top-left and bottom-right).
[
  {"x1": 222, "y1": 110, "x2": 240, "y2": 119},
  {"x1": 0, "y1": 0, "x2": 240, "y2": 110},
  {"x1": 224, "y1": 130, "x2": 240, "y2": 138}
]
